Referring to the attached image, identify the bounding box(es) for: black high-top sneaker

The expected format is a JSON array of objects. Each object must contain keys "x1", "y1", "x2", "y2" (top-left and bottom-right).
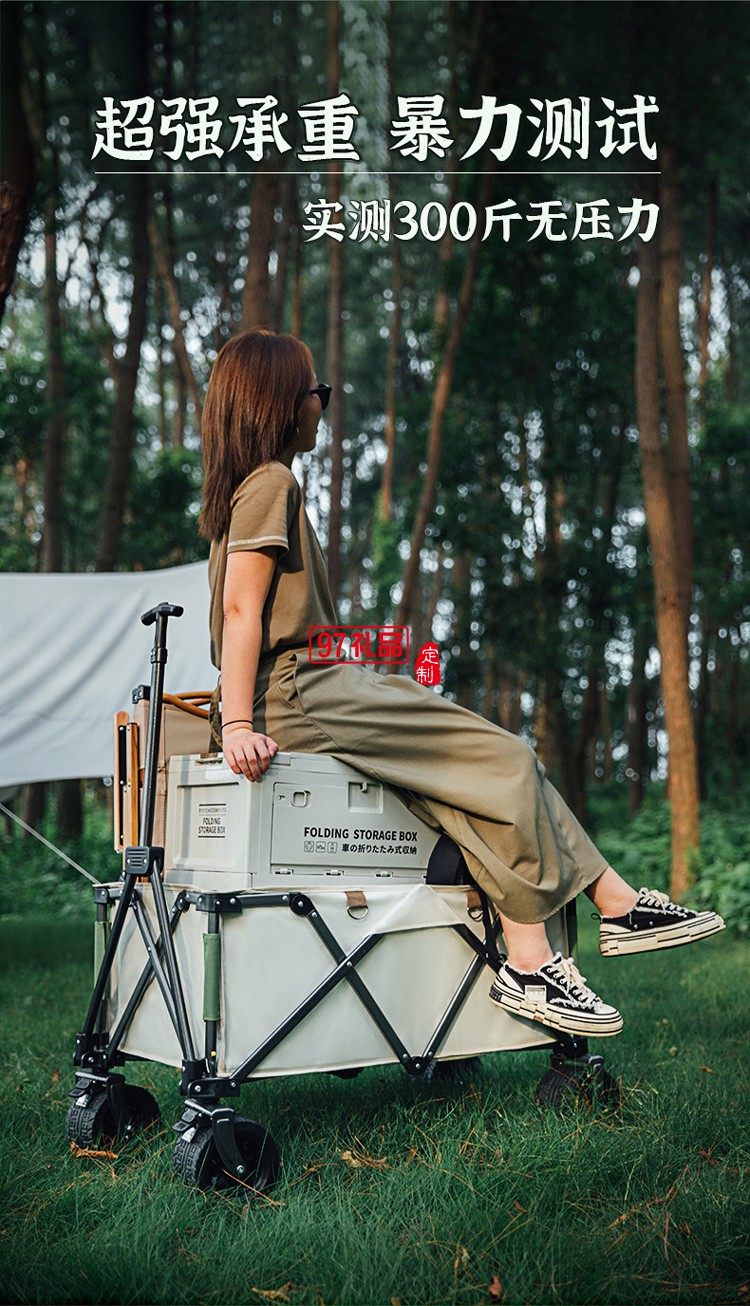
[
  {"x1": 599, "y1": 887, "x2": 725, "y2": 957},
  {"x1": 489, "y1": 952, "x2": 623, "y2": 1036}
]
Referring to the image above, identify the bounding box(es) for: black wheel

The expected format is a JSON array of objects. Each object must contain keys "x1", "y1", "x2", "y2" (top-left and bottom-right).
[
  {"x1": 117, "y1": 1086, "x2": 161, "y2": 1139},
  {"x1": 172, "y1": 1116, "x2": 281, "y2": 1193},
  {"x1": 66, "y1": 1091, "x2": 116, "y2": 1148},
  {"x1": 535, "y1": 1063, "x2": 621, "y2": 1111},
  {"x1": 66, "y1": 1084, "x2": 160, "y2": 1148},
  {"x1": 424, "y1": 1056, "x2": 482, "y2": 1084}
]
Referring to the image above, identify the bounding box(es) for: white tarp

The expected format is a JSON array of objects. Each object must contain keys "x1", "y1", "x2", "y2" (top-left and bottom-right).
[{"x1": 0, "y1": 563, "x2": 214, "y2": 787}]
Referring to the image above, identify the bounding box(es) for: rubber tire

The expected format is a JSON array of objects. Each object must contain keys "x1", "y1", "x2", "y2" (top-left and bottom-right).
[
  {"x1": 172, "y1": 1116, "x2": 281, "y2": 1193},
  {"x1": 117, "y1": 1086, "x2": 161, "y2": 1140},
  {"x1": 424, "y1": 1056, "x2": 482, "y2": 1083},
  {"x1": 66, "y1": 1092, "x2": 117, "y2": 1148},
  {"x1": 535, "y1": 1064, "x2": 621, "y2": 1111},
  {"x1": 66, "y1": 1085, "x2": 160, "y2": 1148}
]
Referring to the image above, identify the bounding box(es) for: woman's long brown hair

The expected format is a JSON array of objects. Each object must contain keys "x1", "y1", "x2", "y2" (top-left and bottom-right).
[{"x1": 199, "y1": 328, "x2": 314, "y2": 541}]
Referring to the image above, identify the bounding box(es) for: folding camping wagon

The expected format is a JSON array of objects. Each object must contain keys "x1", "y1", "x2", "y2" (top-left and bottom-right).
[{"x1": 67, "y1": 604, "x2": 618, "y2": 1192}]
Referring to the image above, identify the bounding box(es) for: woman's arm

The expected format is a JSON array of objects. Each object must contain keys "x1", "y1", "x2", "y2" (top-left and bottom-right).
[{"x1": 220, "y1": 546, "x2": 280, "y2": 781}]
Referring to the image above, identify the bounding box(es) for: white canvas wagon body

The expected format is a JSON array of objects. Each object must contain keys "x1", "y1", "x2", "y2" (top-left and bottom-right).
[{"x1": 68, "y1": 604, "x2": 614, "y2": 1193}]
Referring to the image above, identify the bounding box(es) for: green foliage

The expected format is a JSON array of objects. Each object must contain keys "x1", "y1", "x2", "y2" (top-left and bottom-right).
[
  {"x1": 0, "y1": 789, "x2": 115, "y2": 920},
  {"x1": 368, "y1": 509, "x2": 403, "y2": 622},
  {"x1": 121, "y1": 446, "x2": 207, "y2": 570},
  {"x1": 691, "y1": 860, "x2": 750, "y2": 936},
  {"x1": 589, "y1": 787, "x2": 673, "y2": 894},
  {"x1": 588, "y1": 784, "x2": 750, "y2": 932},
  {"x1": 0, "y1": 301, "x2": 116, "y2": 571},
  {"x1": 687, "y1": 807, "x2": 750, "y2": 934}
]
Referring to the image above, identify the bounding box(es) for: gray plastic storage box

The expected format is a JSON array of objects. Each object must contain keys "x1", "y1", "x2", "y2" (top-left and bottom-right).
[{"x1": 164, "y1": 751, "x2": 441, "y2": 891}]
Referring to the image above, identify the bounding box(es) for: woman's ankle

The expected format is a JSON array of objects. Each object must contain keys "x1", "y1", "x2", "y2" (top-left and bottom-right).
[
  {"x1": 505, "y1": 945, "x2": 555, "y2": 973},
  {"x1": 585, "y1": 866, "x2": 639, "y2": 916},
  {"x1": 498, "y1": 914, "x2": 554, "y2": 974}
]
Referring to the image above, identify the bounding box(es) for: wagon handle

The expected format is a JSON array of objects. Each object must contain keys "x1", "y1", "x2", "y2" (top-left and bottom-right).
[
  {"x1": 139, "y1": 602, "x2": 183, "y2": 846},
  {"x1": 141, "y1": 601, "x2": 184, "y2": 627}
]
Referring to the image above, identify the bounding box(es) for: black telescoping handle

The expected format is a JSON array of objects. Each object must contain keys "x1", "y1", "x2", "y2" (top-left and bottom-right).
[
  {"x1": 139, "y1": 602, "x2": 183, "y2": 846},
  {"x1": 141, "y1": 602, "x2": 184, "y2": 627}
]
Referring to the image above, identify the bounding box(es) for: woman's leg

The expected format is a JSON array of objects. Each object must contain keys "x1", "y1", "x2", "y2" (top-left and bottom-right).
[
  {"x1": 584, "y1": 865, "x2": 639, "y2": 915},
  {"x1": 499, "y1": 867, "x2": 638, "y2": 969},
  {"x1": 264, "y1": 655, "x2": 721, "y2": 969},
  {"x1": 277, "y1": 655, "x2": 610, "y2": 923},
  {"x1": 498, "y1": 913, "x2": 554, "y2": 970},
  {"x1": 501, "y1": 864, "x2": 725, "y2": 971},
  {"x1": 493, "y1": 911, "x2": 623, "y2": 1038}
]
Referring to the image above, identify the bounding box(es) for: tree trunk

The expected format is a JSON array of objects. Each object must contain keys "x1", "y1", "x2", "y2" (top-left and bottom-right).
[
  {"x1": 173, "y1": 365, "x2": 186, "y2": 449},
  {"x1": 600, "y1": 685, "x2": 613, "y2": 782},
  {"x1": 94, "y1": 6, "x2": 151, "y2": 573},
  {"x1": 483, "y1": 641, "x2": 499, "y2": 726},
  {"x1": 424, "y1": 540, "x2": 444, "y2": 641},
  {"x1": 433, "y1": 0, "x2": 460, "y2": 333},
  {"x1": 658, "y1": 142, "x2": 693, "y2": 644},
  {"x1": 570, "y1": 669, "x2": 600, "y2": 822},
  {"x1": 728, "y1": 645, "x2": 741, "y2": 791},
  {"x1": 19, "y1": 2, "x2": 66, "y2": 573},
  {"x1": 241, "y1": 172, "x2": 277, "y2": 330},
  {"x1": 450, "y1": 551, "x2": 476, "y2": 709},
  {"x1": 14, "y1": 455, "x2": 36, "y2": 545},
  {"x1": 149, "y1": 206, "x2": 203, "y2": 432},
  {"x1": 695, "y1": 611, "x2": 713, "y2": 800},
  {"x1": 22, "y1": 781, "x2": 47, "y2": 833},
  {"x1": 216, "y1": 239, "x2": 234, "y2": 347},
  {"x1": 380, "y1": 2, "x2": 402, "y2": 527},
  {"x1": 724, "y1": 268, "x2": 738, "y2": 402},
  {"x1": 156, "y1": 283, "x2": 169, "y2": 449},
  {"x1": 696, "y1": 177, "x2": 717, "y2": 420},
  {"x1": 395, "y1": 9, "x2": 493, "y2": 631},
  {"x1": 325, "y1": 0, "x2": 345, "y2": 606},
  {"x1": 43, "y1": 184, "x2": 83, "y2": 833},
  {"x1": 0, "y1": 2, "x2": 37, "y2": 323},
  {"x1": 627, "y1": 616, "x2": 650, "y2": 815},
  {"x1": 498, "y1": 670, "x2": 523, "y2": 736},
  {"x1": 636, "y1": 194, "x2": 700, "y2": 896},
  {"x1": 290, "y1": 189, "x2": 303, "y2": 339},
  {"x1": 270, "y1": 172, "x2": 295, "y2": 332},
  {"x1": 57, "y1": 779, "x2": 83, "y2": 841},
  {"x1": 38, "y1": 149, "x2": 66, "y2": 573},
  {"x1": 24, "y1": 7, "x2": 84, "y2": 836},
  {"x1": 95, "y1": 173, "x2": 150, "y2": 571},
  {"x1": 396, "y1": 169, "x2": 492, "y2": 630}
]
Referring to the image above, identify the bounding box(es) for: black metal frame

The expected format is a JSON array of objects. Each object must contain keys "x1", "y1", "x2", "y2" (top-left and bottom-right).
[
  {"x1": 75, "y1": 881, "x2": 523, "y2": 1085},
  {"x1": 71, "y1": 600, "x2": 606, "y2": 1183},
  {"x1": 74, "y1": 876, "x2": 596, "y2": 1154}
]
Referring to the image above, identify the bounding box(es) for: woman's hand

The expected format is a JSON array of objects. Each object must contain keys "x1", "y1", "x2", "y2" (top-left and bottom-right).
[{"x1": 221, "y1": 724, "x2": 279, "y2": 781}]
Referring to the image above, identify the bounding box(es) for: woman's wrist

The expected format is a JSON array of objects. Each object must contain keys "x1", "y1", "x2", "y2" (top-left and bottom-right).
[{"x1": 222, "y1": 719, "x2": 254, "y2": 733}]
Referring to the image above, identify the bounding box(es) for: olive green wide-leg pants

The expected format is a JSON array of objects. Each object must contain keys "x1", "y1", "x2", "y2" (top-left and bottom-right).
[{"x1": 253, "y1": 648, "x2": 608, "y2": 925}]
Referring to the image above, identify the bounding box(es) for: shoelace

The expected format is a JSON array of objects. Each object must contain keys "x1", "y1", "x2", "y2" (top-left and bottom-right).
[
  {"x1": 637, "y1": 887, "x2": 688, "y2": 916},
  {"x1": 545, "y1": 956, "x2": 602, "y2": 1009}
]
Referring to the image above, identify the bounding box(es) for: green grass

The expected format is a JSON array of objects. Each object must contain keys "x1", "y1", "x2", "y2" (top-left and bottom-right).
[{"x1": 0, "y1": 910, "x2": 747, "y2": 1306}]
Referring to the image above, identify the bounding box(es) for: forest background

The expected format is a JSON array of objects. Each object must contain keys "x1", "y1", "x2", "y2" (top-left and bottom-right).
[{"x1": 1, "y1": 0, "x2": 749, "y2": 905}]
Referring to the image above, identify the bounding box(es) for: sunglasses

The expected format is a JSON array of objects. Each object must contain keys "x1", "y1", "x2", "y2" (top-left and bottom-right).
[{"x1": 309, "y1": 383, "x2": 332, "y2": 411}]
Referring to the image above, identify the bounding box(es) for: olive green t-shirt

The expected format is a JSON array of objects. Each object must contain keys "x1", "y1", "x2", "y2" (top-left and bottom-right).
[{"x1": 208, "y1": 460, "x2": 338, "y2": 669}]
